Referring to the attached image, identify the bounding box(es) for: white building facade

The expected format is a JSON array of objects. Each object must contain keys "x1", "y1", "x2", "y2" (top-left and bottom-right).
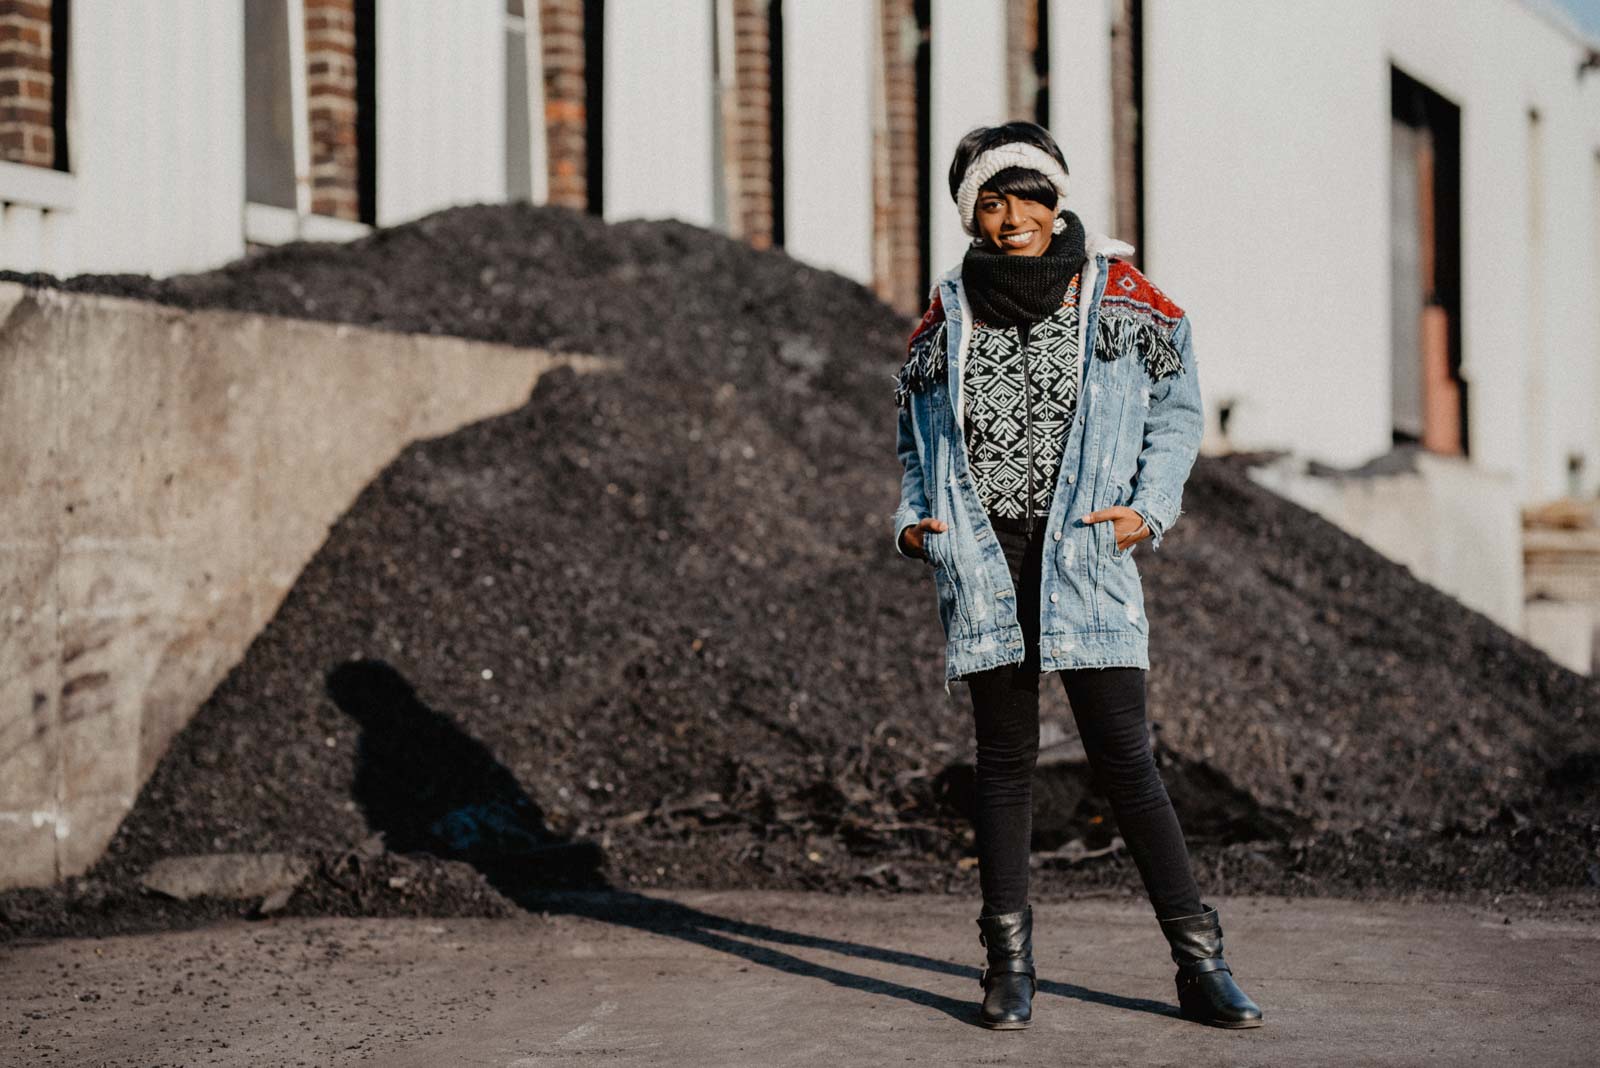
[{"x1": 3, "y1": 0, "x2": 1598, "y2": 663}]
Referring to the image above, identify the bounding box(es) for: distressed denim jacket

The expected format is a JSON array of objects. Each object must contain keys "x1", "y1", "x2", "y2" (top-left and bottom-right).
[{"x1": 890, "y1": 234, "x2": 1204, "y2": 689}]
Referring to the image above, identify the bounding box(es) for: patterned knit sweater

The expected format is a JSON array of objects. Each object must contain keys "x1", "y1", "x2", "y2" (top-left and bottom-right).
[{"x1": 963, "y1": 274, "x2": 1081, "y2": 520}]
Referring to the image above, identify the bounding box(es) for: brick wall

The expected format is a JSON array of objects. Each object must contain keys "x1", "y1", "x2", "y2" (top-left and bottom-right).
[
  {"x1": 304, "y1": 0, "x2": 360, "y2": 220},
  {"x1": 873, "y1": 0, "x2": 922, "y2": 316},
  {"x1": 539, "y1": 0, "x2": 587, "y2": 210},
  {"x1": 722, "y1": 0, "x2": 774, "y2": 249},
  {"x1": 1005, "y1": 0, "x2": 1040, "y2": 123},
  {"x1": 0, "y1": 0, "x2": 53, "y2": 168}
]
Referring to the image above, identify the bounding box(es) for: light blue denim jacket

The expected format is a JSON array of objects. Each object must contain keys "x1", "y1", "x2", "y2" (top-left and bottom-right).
[{"x1": 891, "y1": 235, "x2": 1204, "y2": 690}]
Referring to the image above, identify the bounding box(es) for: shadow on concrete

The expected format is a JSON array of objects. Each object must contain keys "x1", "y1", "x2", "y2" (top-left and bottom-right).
[{"x1": 326, "y1": 658, "x2": 1179, "y2": 1028}]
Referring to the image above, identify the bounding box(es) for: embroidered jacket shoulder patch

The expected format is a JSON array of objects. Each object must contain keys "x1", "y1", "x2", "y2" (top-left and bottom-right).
[
  {"x1": 893, "y1": 291, "x2": 948, "y2": 409},
  {"x1": 1095, "y1": 260, "x2": 1186, "y2": 382}
]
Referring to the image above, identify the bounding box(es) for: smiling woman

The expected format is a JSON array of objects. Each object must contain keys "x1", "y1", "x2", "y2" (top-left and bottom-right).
[{"x1": 890, "y1": 120, "x2": 1262, "y2": 1034}]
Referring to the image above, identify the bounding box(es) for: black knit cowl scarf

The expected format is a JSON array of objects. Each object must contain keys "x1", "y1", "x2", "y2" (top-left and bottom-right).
[{"x1": 962, "y1": 209, "x2": 1087, "y2": 327}]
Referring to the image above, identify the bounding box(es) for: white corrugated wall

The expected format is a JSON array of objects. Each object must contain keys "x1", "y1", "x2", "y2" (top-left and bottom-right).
[
  {"x1": 928, "y1": 0, "x2": 1008, "y2": 276},
  {"x1": 603, "y1": 0, "x2": 717, "y2": 227},
  {"x1": 375, "y1": 0, "x2": 506, "y2": 227},
  {"x1": 781, "y1": 0, "x2": 876, "y2": 284},
  {"x1": 6, "y1": 0, "x2": 247, "y2": 277}
]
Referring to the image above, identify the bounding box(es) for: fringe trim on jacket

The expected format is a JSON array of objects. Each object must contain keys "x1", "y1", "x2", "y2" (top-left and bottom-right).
[
  {"x1": 893, "y1": 324, "x2": 947, "y2": 410},
  {"x1": 1092, "y1": 307, "x2": 1185, "y2": 383}
]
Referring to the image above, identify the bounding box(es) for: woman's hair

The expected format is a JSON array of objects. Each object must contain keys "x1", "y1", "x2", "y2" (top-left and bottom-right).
[{"x1": 947, "y1": 121, "x2": 1068, "y2": 227}]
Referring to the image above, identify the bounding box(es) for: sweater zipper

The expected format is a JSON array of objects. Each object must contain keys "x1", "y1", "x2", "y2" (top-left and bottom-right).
[{"x1": 1019, "y1": 321, "x2": 1034, "y2": 517}]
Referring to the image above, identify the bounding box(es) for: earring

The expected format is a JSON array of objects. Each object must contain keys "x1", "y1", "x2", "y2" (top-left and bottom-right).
[
  {"x1": 1052, "y1": 214, "x2": 1067, "y2": 235},
  {"x1": 971, "y1": 234, "x2": 984, "y2": 246}
]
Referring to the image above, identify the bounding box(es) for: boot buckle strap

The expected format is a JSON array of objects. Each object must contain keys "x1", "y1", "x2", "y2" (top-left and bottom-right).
[
  {"x1": 979, "y1": 963, "x2": 1038, "y2": 987},
  {"x1": 1176, "y1": 957, "x2": 1231, "y2": 981}
]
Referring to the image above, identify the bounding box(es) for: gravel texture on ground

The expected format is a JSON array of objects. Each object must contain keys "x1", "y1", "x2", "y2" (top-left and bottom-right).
[{"x1": 3, "y1": 203, "x2": 1596, "y2": 941}]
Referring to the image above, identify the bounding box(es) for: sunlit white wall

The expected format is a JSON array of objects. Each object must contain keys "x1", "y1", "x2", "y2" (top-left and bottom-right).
[
  {"x1": 782, "y1": 0, "x2": 876, "y2": 283},
  {"x1": 603, "y1": 0, "x2": 717, "y2": 226},
  {"x1": 929, "y1": 0, "x2": 1008, "y2": 275},
  {"x1": 375, "y1": 0, "x2": 506, "y2": 227},
  {"x1": 32, "y1": 0, "x2": 245, "y2": 276},
  {"x1": 1047, "y1": 0, "x2": 1115, "y2": 238},
  {"x1": 1145, "y1": 0, "x2": 1600, "y2": 500}
]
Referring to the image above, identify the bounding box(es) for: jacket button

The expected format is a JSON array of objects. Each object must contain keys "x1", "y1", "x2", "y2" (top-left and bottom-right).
[
  {"x1": 1050, "y1": 592, "x2": 1059, "y2": 604},
  {"x1": 1066, "y1": 473, "x2": 1076, "y2": 484},
  {"x1": 1053, "y1": 531, "x2": 1062, "y2": 541}
]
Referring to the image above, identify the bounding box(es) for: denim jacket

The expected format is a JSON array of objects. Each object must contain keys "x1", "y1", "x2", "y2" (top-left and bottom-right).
[{"x1": 890, "y1": 234, "x2": 1204, "y2": 690}]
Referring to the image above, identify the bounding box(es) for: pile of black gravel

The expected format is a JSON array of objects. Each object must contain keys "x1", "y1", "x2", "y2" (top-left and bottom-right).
[{"x1": 2, "y1": 203, "x2": 1596, "y2": 941}]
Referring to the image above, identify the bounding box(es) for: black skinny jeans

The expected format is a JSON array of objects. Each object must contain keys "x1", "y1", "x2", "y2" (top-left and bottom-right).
[{"x1": 962, "y1": 512, "x2": 1203, "y2": 921}]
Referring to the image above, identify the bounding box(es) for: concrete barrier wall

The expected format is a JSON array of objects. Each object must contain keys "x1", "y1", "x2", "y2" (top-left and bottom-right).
[
  {"x1": 0, "y1": 283, "x2": 616, "y2": 889},
  {"x1": 1246, "y1": 451, "x2": 1524, "y2": 636}
]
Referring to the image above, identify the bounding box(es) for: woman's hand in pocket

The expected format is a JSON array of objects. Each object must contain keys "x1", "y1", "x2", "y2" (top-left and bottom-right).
[
  {"x1": 900, "y1": 517, "x2": 949, "y2": 560},
  {"x1": 1082, "y1": 506, "x2": 1150, "y2": 552}
]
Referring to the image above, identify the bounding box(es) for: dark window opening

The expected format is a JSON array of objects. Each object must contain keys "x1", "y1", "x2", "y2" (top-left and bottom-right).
[
  {"x1": 1110, "y1": 0, "x2": 1143, "y2": 266},
  {"x1": 1390, "y1": 65, "x2": 1465, "y2": 456},
  {"x1": 914, "y1": 0, "x2": 932, "y2": 301},
  {"x1": 1033, "y1": 0, "x2": 1049, "y2": 128},
  {"x1": 768, "y1": 0, "x2": 785, "y2": 247},
  {"x1": 50, "y1": 0, "x2": 68, "y2": 172},
  {"x1": 583, "y1": 0, "x2": 605, "y2": 216},
  {"x1": 355, "y1": 0, "x2": 377, "y2": 225}
]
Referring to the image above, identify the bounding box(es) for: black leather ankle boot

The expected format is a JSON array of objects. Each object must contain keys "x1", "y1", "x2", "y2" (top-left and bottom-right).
[
  {"x1": 975, "y1": 905, "x2": 1036, "y2": 1029},
  {"x1": 1156, "y1": 903, "x2": 1263, "y2": 1028}
]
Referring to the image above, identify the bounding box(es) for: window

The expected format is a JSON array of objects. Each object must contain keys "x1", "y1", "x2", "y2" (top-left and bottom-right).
[
  {"x1": 1389, "y1": 65, "x2": 1465, "y2": 456},
  {"x1": 505, "y1": 0, "x2": 544, "y2": 203},
  {"x1": 244, "y1": 0, "x2": 298, "y2": 210},
  {"x1": 244, "y1": 0, "x2": 374, "y2": 244}
]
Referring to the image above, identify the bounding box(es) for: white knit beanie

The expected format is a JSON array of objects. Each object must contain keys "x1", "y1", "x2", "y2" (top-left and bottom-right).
[{"x1": 953, "y1": 142, "x2": 1071, "y2": 236}]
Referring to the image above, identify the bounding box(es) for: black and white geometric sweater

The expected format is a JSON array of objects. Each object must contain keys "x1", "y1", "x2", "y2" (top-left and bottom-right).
[
  {"x1": 962, "y1": 274, "x2": 1082, "y2": 520},
  {"x1": 895, "y1": 257, "x2": 1191, "y2": 521}
]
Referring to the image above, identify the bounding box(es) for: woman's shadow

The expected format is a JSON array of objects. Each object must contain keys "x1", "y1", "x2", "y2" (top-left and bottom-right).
[{"x1": 326, "y1": 659, "x2": 1178, "y2": 1027}]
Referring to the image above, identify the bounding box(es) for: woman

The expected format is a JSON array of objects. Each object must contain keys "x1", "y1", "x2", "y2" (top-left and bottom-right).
[{"x1": 891, "y1": 121, "x2": 1262, "y2": 1031}]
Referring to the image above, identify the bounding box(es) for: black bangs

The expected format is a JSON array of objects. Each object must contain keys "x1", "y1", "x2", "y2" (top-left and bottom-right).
[{"x1": 977, "y1": 166, "x2": 1058, "y2": 210}]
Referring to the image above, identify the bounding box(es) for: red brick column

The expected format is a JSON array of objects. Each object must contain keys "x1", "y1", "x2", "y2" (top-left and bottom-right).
[
  {"x1": 722, "y1": 0, "x2": 774, "y2": 249},
  {"x1": 539, "y1": 0, "x2": 587, "y2": 210},
  {"x1": 1005, "y1": 0, "x2": 1040, "y2": 122},
  {"x1": 874, "y1": 0, "x2": 922, "y2": 316},
  {"x1": 304, "y1": 0, "x2": 360, "y2": 220},
  {"x1": 0, "y1": 0, "x2": 53, "y2": 167}
]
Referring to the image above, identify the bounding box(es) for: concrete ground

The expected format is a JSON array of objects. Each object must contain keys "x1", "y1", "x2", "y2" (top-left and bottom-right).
[{"x1": 3, "y1": 891, "x2": 1597, "y2": 1067}]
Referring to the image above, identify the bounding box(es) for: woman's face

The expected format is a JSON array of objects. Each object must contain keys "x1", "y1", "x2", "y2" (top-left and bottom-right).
[{"x1": 974, "y1": 189, "x2": 1055, "y2": 256}]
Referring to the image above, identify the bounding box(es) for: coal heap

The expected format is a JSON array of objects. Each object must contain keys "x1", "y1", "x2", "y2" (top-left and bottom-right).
[{"x1": 2, "y1": 203, "x2": 1595, "y2": 940}]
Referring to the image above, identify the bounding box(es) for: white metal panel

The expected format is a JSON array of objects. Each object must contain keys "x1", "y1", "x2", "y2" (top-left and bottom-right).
[
  {"x1": 375, "y1": 0, "x2": 505, "y2": 227},
  {"x1": 23, "y1": 0, "x2": 247, "y2": 277},
  {"x1": 782, "y1": 0, "x2": 875, "y2": 283},
  {"x1": 1143, "y1": 0, "x2": 1394, "y2": 469},
  {"x1": 1143, "y1": 0, "x2": 1600, "y2": 501},
  {"x1": 0, "y1": 203, "x2": 45, "y2": 270},
  {"x1": 929, "y1": 0, "x2": 1008, "y2": 275},
  {"x1": 603, "y1": 0, "x2": 716, "y2": 226},
  {"x1": 1047, "y1": 0, "x2": 1115, "y2": 238}
]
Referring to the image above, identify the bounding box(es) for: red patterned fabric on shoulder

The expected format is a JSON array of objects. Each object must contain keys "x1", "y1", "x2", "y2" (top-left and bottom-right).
[
  {"x1": 1103, "y1": 260, "x2": 1184, "y2": 322},
  {"x1": 907, "y1": 290, "x2": 947, "y2": 352},
  {"x1": 1095, "y1": 261, "x2": 1188, "y2": 382}
]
